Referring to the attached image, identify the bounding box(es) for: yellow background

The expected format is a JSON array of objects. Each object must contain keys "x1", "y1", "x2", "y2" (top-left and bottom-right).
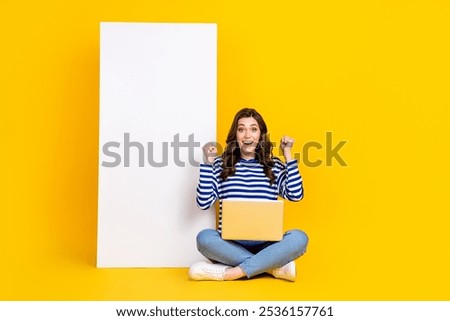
[{"x1": 2, "y1": 0, "x2": 449, "y2": 300}]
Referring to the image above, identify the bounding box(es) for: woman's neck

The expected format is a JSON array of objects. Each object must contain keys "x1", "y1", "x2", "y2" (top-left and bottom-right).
[{"x1": 240, "y1": 153, "x2": 255, "y2": 160}]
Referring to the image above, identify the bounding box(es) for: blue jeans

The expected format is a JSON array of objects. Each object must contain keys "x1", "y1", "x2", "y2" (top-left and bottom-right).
[{"x1": 196, "y1": 228, "x2": 309, "y2": 278}]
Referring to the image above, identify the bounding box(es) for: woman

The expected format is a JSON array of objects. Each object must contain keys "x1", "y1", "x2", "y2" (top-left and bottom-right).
[{"x1": 189, "y1": 108, "x2": 308, "y2": 281}]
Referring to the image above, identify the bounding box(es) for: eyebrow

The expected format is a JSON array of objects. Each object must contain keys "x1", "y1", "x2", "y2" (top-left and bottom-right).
[{"x1": 237, "y1": 124, "x2": 258, "y2": 127}]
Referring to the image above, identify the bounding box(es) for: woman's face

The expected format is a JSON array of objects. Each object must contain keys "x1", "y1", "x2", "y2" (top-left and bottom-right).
[{"x1": 236, "y1": 116, "x2": 261, "y2": 158}]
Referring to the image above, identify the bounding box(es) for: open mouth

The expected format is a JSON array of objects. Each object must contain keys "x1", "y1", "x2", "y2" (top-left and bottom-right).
[{"x1": 242, "y1": 141, "x2": 254, "y2": 146}]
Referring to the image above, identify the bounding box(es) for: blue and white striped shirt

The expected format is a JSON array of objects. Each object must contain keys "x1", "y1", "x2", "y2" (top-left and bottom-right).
[{"x1": 196, "y1": 157, "x2": 304, "y2": 232}]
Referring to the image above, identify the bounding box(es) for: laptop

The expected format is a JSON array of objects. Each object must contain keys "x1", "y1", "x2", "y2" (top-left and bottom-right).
[{"x1": 221, "y1": 199, "x2": 284, "y2": 241}]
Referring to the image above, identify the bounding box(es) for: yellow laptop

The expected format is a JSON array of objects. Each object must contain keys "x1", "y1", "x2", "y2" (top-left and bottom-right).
[{"x1": 221, "y1": 199, "x2": 284, "y2": 241}]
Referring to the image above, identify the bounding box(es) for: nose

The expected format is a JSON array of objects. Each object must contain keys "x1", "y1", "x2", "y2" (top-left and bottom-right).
[{"x1": 243, "y1": 129, "x2": 250, "y2": 139}]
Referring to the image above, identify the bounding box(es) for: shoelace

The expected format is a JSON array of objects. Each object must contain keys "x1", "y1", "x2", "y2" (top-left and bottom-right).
[{"x1": 203, "y1": 265, "x2": 225, "y2": 274}]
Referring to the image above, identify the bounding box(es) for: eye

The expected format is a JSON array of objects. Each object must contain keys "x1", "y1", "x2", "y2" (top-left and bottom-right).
[
  {"x1": 237, "y1": 128, "x2": 244, "y2": 132},
  {"x1": 252, "y1": 128, "x2": 258, "y2": 132}
]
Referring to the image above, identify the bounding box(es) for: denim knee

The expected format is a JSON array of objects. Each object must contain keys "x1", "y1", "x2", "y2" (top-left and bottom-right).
[
  {"x1": 285, "y1": 229, "x2": 309, "y2": 257},
  {"x1": 196, "y1": 228, "x2": 219, "y2": 251}
]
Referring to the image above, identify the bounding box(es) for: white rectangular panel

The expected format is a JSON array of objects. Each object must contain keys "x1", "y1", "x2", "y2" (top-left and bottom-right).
[{"x1": 97, "y1": 22, "x2": 216, "y2": 267}]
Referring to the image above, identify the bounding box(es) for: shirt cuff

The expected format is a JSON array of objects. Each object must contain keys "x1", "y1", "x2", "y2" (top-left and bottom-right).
[{"x1": 286, "y1": 159, "x2": 298, "y2": 168}]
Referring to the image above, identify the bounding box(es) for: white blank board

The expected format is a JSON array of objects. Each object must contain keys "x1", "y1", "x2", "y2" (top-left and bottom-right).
[{"x1": 97, "y1": 22, "x2": 216, "y2": 267}]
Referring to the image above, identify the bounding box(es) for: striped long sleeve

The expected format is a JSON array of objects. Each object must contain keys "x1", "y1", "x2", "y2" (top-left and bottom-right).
[
  {"x1": 276, "y1": 159, "x2": 304, "y2": 201},
  {"x1": 196, "y1": 163, "x2": 219, "y2": 209}
]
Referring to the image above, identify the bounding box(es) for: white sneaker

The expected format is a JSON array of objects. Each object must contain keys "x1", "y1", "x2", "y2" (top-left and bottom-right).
[
  {"x1": 189, "y1": 262, "x2": 230, "y2": 281},
  {"x1": 268, "y1": 261, "x2": 296, "y2": 282}
]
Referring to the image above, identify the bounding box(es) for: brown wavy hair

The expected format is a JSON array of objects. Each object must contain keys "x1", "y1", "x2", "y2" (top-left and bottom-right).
[{"x1": 220, "y1": 108, "x2": 276, "y2": 184}]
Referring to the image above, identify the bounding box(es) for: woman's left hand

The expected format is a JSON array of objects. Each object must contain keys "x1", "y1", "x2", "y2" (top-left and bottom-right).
[{"x1": 280, "y1": 135, "x2": 294, "y2": 162}]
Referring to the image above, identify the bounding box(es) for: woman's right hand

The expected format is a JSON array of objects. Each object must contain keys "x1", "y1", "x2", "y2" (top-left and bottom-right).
[{"x1": 202, "y1": 142, "x2": 217, "y2": 165}]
